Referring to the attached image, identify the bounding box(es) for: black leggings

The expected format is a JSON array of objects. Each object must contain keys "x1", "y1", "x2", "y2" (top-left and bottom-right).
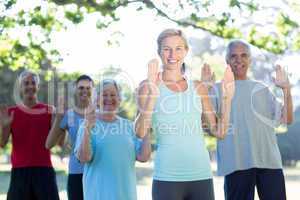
[
  {"x1": 152, "y1": 179, "x2": 215, "y2": 200},
  {"x1": 67, "y1": 174, "x2": 84, "y2": 200}
]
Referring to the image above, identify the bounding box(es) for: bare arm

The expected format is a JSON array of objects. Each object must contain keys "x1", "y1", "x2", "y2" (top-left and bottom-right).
[
  {"x1": 135, "y1": 59, "x2": 161, "y2": 138},
  {"x1": 198, "y1": 65, "x2": 234, "y2": 139},
  {"x1": 0, "y1": 125, "x2": 11, "y2": 148},
  {"x1": 0, "y1": 105, "x2": 13, "y2": 148},
  {"x1": 45, "y1": 114, "x2": 66, "y2": 149},
  {"x1": 76, "y1": 124, "x2": 93, "y2": 163},
  {"x1": 197, "y1": 81, "x2": 232, "y2": 139},
  {"x1": 136, "y1": 133, "x2": 151, "y2": 162},
  {"x1": 273, "y1": 65, "x2": 293, "y2": 125},
  {"x1": 134, "y1": 81, "x2": 158, "y2": 138},
  {"x1": 281, "y1": 87, "x2": 293, "y2": 124},
  {"x1": 76, "y1": 108, "x2": 96, "y2": 163}
]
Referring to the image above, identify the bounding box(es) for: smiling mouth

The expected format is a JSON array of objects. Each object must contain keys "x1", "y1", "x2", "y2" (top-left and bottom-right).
[
  {"x1": 233, "y1": 63, "x2": 245, "y2": 69},
  {"x1": 167, "y1": 59, "x2": 178, "y2": 64},
  {"x1": 25, "y1": 90, "x2": 36, "y2": 94}
]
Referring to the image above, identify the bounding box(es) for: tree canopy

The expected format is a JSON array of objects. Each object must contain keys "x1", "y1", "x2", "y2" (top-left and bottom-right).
[{"x1": 0, "y1": 0, "x2": 299, "y2": 72}]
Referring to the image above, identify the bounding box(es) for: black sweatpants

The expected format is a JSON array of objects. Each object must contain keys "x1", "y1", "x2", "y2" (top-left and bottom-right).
[
  {"x1": 7, "y1": 167, "x2": 60, "y2": 200},
  {"x1": 67, "y1": 174, "x2": 84, "y2": 200},
  {"x1": 152, "y1": 179, "x2": 215, "y2": 200},
  {"x1": 224, "y1": 168, "x2": 286, "y2": 200}
]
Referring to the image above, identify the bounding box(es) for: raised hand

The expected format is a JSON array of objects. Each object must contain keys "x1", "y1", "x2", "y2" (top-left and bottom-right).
[
  {"x1": 273, "y1": 65, "x2": 290, "y2": 89},
  {"x1": 201, "y1": 63, "x2": 215, "y2": 89},
  {"x1": 221, "y1": 66, "x2": 235, "y2": 101},
  {"x1": 56, "y1": 96, "x2": 66, "y2": 115},
  {"x1": 147, "y1": 59, "x2": 161, "y2": 83},
  {"x1": 147, "y1": 59, "x2": 161, "y2": 96},
  {"x1": 84, "y1": 105, "x2": 97, "y2": 130},
  {"x1": 0, "y1": 105, "x2": 13, "y2": 127}
]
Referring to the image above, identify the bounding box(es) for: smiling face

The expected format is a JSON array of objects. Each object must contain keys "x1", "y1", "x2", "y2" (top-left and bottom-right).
[
  {"x1": 75, "y1": 79, "x2": 93, "y2": 105},
  {"x1": 227, "y1": 42, "x2": 251, "y2": 80},
  {"x1": 20, "y1": 74, "x2": 39, "y2": 101},
  {"x1": 98, "y1": 83, "x2": 120, "y2": 113},
  {"x1": 159, "y1": 35, "x2": 188, "y2": 71}
]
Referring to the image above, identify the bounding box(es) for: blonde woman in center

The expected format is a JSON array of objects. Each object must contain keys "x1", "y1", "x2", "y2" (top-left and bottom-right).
[{"x1": 135, "y1": 29, "x2": 235, "y2": 200}]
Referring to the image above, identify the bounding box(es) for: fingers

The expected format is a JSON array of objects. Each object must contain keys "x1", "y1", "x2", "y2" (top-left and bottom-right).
[
  {"x1": 224, "y1": 66, "x2": 234, "y2": 82},
  {"x1": 212, "y1": 72, "x2": 216, "y2": 82},
  {"x1": 157, "y1": 72, "x2": 162, "y2": 82},
  {"x1": 0, "y1": 105, "x2": 8, "y2": 118},
  {"x1": 201, "y1": 63, "x2": 211, "y2": 75},
  {"x1": 147, "y1": 59, "x2": 159, "y2": 81},
  {"x1": 57, "y1": 96, "x2": 65, "y2": 114},
  {"x1": 84, "y1": 104, "x2": 96, "y2": 118},
  {"x1": 58, "y1": 96, "x2": 65, "y2": 107},
  {"x1": 275, "y1": 64, "x2": 281, "y2": 71},
  {"x1": 201, "y1": 63, "x2": 214, "y2": 82}
]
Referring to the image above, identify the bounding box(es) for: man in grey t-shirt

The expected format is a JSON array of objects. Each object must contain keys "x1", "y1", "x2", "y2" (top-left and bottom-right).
[{"x1": 206, "y1": 40, "x2": 293, "y2": 200}]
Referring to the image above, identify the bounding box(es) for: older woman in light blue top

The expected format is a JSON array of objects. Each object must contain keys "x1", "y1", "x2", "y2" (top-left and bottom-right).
[{"x1": 75, "y1": 79, "x2": 151, "y2": 200}]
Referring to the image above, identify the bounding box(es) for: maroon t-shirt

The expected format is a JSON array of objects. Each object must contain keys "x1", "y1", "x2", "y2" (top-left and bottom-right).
[{"x1": 8, "y1": 103, "x2": 53, "y2": 168}]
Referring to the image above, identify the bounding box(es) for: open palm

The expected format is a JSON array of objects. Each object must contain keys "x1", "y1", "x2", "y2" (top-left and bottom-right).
[
  {"x1": 0, "y1": 105, "x2": 13, "y2": 127},
  {"x1": 222, "y1": 66, "x2": 235, "y2": 101},
  {"x1": 201, "y1": 63, "x2": 215, "y2": 89},
  {"x1": 147, "y1": 59, "x2": 161, "y2": 96},
  {"x1": 273, "y1": 65, "x2": 290, "y2": 89}
]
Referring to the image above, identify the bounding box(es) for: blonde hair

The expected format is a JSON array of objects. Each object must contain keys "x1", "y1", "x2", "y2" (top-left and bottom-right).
[
  {"x1": 97, "y1": 79, "x2": 121, "y2": 98},
  {"x1": 157, "y1": 28, "x2": 189, "y2": 54}
]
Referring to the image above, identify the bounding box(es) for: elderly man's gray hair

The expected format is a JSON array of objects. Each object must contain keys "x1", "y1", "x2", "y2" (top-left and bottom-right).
[
  {"x1": 225, "y1": 39, "x2": 251, "y2": 64},
  {"x1": 18, "y1": 70, "x2": 40, "y2": 86}
]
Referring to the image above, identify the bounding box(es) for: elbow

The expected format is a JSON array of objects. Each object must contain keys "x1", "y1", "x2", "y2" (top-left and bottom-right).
[
  {"x1": 281, "y1": 115, "x2": 294, "y2": 125},
  {"x1": 216, "y1": 134, "x2": 226, "y2": 140},
  {"x1": 135, "y1": 125, "x2": 146, "y2": 139},
  {"x1": 137, "y1": 153, "x2": 151, "y2": 162},
  {"x1": 77, "y1": 152, "x2": 92, "y2": 163},
  {"x1": 45, "y1": 140, "x2": 54, "y2": 150},
  {"x1": 0, "y1": 139, "x2": 8, "y2": 148},
  {"x1": 285, "y1": 118, "x2": 293, "y2": 125},
  {"x1": 214, "y1": 129, "x2": 227, "y2": 140},
  {"x1": 287, "y1": 114, "x2": 294, "y2": 125}
]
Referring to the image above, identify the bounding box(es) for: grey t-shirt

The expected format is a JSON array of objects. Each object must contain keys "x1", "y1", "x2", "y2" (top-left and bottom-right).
[{"x1": 210, "y1": 80, "x2": 283, "y2": 176}]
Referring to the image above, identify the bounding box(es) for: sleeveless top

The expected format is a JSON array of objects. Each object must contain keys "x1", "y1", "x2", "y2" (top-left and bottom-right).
[{"x1": 152, "y1": 79, "x2": 212, "y2": 181}]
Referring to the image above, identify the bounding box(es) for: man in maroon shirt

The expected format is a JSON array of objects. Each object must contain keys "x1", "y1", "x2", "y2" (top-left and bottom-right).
[{"x1": 0, "y1": 70, "x2": 59, "y2": 200}]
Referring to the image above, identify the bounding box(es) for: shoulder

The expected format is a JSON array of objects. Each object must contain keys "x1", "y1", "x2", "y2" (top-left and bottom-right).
[
  {"x1": 117, "y1": 117, "x2": 135, "y2": 133},
  {"x1": 118, "y1": 116, "x2": 133, "y2": 125},
  {"x1": 251, "y1": 80, "x2": 270, "y2": 94},
  {"x1": 193, "y1": 80, "x2": 209, "y2": 96},
  {"x1": 37, "y1": 103, "x2": 54, "y2": 113},
  {"x1": 65, "y1": 109, "x2": 77, "y2": 118},
  {"x1": 8, "y1": 105, "x2": 17, "y2": 113}
]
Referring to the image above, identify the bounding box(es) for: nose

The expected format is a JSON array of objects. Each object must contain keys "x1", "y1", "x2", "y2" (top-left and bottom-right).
[
  {"x1": 168, "y1": 49, "x2": 174, "y2": 57},
  {"x1": 27, "y1": 83, "x2": 35, "y2": 89}
]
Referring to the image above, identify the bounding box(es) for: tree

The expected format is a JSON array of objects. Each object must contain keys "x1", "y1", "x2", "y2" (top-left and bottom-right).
[
  {"x1": 49, "y1": 0, "x2": 300, "y2": 54},
  {"x1": 1, "y1": 0, "x2": 300, "y2": 73}
]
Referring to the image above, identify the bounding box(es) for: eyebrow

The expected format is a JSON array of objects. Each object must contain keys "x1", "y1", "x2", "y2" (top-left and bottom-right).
[{"x1": 162, "y1": 45, "x2": 185, "y2": 48}]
